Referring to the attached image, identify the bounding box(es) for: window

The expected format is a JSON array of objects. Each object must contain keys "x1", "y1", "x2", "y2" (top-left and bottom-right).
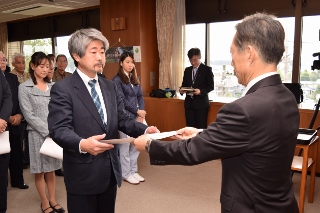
[
  {"x1": 300, "y1": 15, "x2": 320, "y2": 109},
  {"x1": 185, "y1": 24, "x2": 206, "y2": 66},
  {"x1": 55, "y1": 36, "x2": 75, "y2": 73},
  {"x1": 23, "y1": 38, "x2": 52, "y2": 70}
]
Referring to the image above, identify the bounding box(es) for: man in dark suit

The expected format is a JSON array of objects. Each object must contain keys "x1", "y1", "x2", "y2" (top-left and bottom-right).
[
  {"x1": 133, "y1": 13, "x2": 299, "y2": 213},
  {"x1": 1, "y1": 57, "x2": 28, "y2": 190},
  {"x1": 180, "y1": 48, "x2": 214, "y2": 129},
  {"x1": 0, "y1": 52, "x2": 13, "y2": 213},
  {"x1": 48, "y1": 28, "x2": 158, "y2": 213}
]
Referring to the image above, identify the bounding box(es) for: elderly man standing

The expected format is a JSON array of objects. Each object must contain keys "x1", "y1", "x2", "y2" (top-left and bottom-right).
[
  {"x1": 10, "y1": 53, "x2": 30, "y2": 169},
  {"x1": 133, "y1": 12, "x2": 299, "y2": 213}
]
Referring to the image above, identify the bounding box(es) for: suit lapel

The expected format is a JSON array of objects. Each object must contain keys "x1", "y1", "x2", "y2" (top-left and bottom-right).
[{"x1": 72, "y1": 71, "x2": 106, "y2": 131}]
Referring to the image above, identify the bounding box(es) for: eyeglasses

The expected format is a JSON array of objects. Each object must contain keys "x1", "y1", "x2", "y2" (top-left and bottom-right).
[{"x1": 0, "y1": 58, "x2": 7, "y2": 62}]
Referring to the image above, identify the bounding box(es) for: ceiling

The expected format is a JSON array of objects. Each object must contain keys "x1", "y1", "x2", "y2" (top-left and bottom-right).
[{"x1": 0, "y1": 0, "x2": 100, "y2": 23}]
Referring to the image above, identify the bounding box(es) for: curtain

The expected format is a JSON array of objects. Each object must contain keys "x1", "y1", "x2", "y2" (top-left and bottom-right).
[
  {"x1": 156, "y1": 0, "x2": 176, "y2": 89},
  {"x1": 171, "y1": 0, "x2": 186, "y2": 91},
  {"x1": 0, "y1": 23, "x2": 8, "y2": 57}
]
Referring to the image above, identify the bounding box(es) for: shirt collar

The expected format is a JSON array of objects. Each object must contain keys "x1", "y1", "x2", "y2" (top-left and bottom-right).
[
  {"x1": 77, "y1": 68, "x2": 98, "y2": 85},
  {"x1": 241, "y1": 72, "x2": 278, "y2": 97}
]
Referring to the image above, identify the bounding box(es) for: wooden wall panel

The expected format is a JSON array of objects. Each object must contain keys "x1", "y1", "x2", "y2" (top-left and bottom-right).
[{"x1": 100, "y1": 0, "x2": 159, "y2": 96}]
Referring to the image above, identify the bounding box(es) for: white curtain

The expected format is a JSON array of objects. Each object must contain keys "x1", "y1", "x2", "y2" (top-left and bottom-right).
[{"x1": 171, "y1": 0, "x2": 186, "y2": 91}]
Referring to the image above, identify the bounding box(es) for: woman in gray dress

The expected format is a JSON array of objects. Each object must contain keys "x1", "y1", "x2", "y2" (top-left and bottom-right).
[{"x1": 18, "y1": 52, "x2": 65, "y2": 213}]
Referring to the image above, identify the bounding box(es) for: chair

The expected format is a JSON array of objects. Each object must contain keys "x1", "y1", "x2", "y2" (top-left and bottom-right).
[{"x1": 291, "y1": 136, "x2": 319, "y2": 213}]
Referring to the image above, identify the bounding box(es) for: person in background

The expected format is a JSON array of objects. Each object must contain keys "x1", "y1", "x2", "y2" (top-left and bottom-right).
[
  {"x1": 10, "y1": 53, "x2": 30, "y2": 169},
  {"x1": 48, "y1": 28, "x2": 159, "y2": 213},
  {"x1": 179, "y1": 48, "x2": 214, "y2": 129},
  {"x1": 47, "y1": 54, "x2": 56, "y2": 71},
  {"x1": 52, "y1": 54, "x2": 71, "y2": 82},
  {"x1": 19, "y1": 52, "x2": 64, "y2": 213},
  {"x1": 0, "y1": 52, "x2": 28, "y2": 190},
  {"x1": 10, "y1": 53, "x2": 30, "y2": 84},
  {"x1": 47, "y1": 59, "x2": 54, "y2": 82},
  {"x1": 112, "y1": 52, "x2": 146, "y2": 185},
  {"x1": 48, "y1": 54, "x2": 64, "y2": 176},
  {"x1": 0, "y1": 52, "x2": 13, "y2": 213},
  {"x1": 133, "y1": 12, "x2": 299, "y2": 213}
]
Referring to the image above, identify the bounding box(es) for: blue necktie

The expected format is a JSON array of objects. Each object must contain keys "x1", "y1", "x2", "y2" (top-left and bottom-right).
[{"x1": 88, "y1": 79, "x2": 106, "y2": 129}]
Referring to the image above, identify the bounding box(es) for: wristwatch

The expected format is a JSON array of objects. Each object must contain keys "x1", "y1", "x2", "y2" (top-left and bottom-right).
[{"x1": 145, "y1": 138, "x2": 153, "y2": 153}]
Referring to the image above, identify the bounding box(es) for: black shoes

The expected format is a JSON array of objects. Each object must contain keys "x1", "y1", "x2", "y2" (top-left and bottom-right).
[
  {"x1": 49, "y1": 202, "x2": 65, "y2": 213},
  {"x1": 41, "y1": 203, "x2": 55, "y2": 213},
  {"x1": 55, "y1": 169, "x2": 64, "y2": 176},
  {"x1": 12, "y1": 183, "x2": 29, "y2": 189}
]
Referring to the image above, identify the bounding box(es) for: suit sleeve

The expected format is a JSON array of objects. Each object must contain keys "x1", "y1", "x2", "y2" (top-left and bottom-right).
[
  {"x1": 149, "y1": 102, "x2": 251, "y2": 165},
  {"x1": 48, "y1": 82, "x2": 82, "y2": 151},
  {"x1": 0, "y1": 73, "x2": 12, "y2": 121}
]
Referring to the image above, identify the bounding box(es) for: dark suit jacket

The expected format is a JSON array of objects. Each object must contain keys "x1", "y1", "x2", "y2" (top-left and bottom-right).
[
  {"x1": 48, "y1": 71, "x2": 147, "y2": 195},
  {"x1": 150, "y1": 74, "x2": 299, "y2": 213},
  {"x1": 112, "y1": 74, "x2": 144, "y2": 119},
  {"x1": 4, "y1": 72, "x2": 22, "y2": 135},
  {"x1": 181, "y1": 63, "x2": 214, "y2": 109},
  {"x1": 0, "y1": 73, "x2": 12, "y2": 124}
]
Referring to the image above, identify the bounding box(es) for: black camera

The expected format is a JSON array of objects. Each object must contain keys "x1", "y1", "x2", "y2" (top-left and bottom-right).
[{"x1": 311, "y1": 52, "x2": 320, "y2": 70}]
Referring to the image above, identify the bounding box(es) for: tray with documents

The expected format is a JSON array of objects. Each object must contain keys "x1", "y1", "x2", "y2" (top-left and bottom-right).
[
  {"x1": 180, "y1": 87, "x2": 195, "y2": 92},
  {"x1": 297, "y1": 128, "x2": 317, "y2": 145}
]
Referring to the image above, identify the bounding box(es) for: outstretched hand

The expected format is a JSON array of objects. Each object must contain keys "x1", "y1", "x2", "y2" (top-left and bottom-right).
[
  {"x1": 146, "y1": 126, "x2": 160, "y2": 134},
  {"x1": 172, "y1": 127, "x2": 200, "y2": 140}
]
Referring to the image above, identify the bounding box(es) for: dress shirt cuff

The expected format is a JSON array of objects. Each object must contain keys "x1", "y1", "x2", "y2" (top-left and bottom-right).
[{"x1": 79, "y1": 139, "x2": 87, "y2": 154}]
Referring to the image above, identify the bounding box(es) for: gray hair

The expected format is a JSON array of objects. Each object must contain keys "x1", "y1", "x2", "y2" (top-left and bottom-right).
[
  {"x1": 12, "y1": 53, "x2": 25, "y2": 62},
  {"x1": 0, "y1": 51, "x2": 4, "y2": 56},
  {"x1": 68, "y1": 28, "x2": 109, "y2": 67},
  {"x1": 234, "y1": 12, "x2": 285, "y2": 65}
]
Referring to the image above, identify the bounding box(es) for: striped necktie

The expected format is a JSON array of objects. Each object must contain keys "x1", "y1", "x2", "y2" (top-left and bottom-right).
[{"x1": 88, "y1": 79, "x2": 106, "y2": 129}]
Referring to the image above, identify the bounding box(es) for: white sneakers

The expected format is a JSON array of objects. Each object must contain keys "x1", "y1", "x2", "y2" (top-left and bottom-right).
[
  {"x1": 124, "y1": 173, "x2": 145, "y2": 185},
  {"x1": 133, "y1": 173, "x2": 145, "y2": 182}
]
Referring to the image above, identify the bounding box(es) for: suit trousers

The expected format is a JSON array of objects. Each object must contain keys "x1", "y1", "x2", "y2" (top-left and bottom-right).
[
  {"x1": 9, "y1": 131, "x2": 24, "y2": 186},
  {"x1": 66, "y1": 169, "x2": 117, "y2": 213},
  {"x1": 185, "y1": 100, "x2": 209, "y2": 129},
  {"x1": 119, "y1": 131, "x2": 139, "y2": 179},
  {"x1": 20, "y1": 121, "x2": 29, "y2": 164},
  {"x1": 0, "y1": 153, "x2": 10, "y2": 213}
]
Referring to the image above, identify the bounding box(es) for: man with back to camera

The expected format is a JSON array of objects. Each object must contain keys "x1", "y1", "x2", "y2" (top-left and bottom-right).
[
  {"x1": 133, "y1": 12, "x2": 300, "y2": 213},
  {"x1": 179, "y1": 48, "x2": 214, "y2": 129},
  {"x1": 48, "y1": 28, "x2": 159, "y2": 213},
  {"x1": 0, "y1": 54, "x2": 13, "y2": 213}
]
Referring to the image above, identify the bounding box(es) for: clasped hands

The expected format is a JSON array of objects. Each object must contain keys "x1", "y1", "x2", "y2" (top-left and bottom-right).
[{"x1": 132, "y1": 127, "x2": 201, "y2": 152}]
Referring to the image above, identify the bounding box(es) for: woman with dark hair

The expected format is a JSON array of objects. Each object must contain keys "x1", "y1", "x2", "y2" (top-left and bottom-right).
[
  {"x1": 112, "y1": 52, "x2": 146, "y2": 184},
  {"x1": 18, "y1": 52, "x2": 64, "y2": 213}
]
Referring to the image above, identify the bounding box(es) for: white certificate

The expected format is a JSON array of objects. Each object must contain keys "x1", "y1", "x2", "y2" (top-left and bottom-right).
[
  {"x1": 40, "y1": 137, "x2": 63, "y2": 160},
  {"x1": 147, "y1": 131, "x2": 178, "y2": 140},
  {"x1": 0, "y1": 131, "x2": 10, "y2": 154}
]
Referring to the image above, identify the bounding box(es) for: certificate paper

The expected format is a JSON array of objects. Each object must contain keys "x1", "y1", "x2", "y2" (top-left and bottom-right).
[
  {"x1": 0, "y1": 131, "x2": 10, "y2": 154},
  {"x1": 147, "y1": 131, "x2": 178, "y2": 140},
  {"x1": 40, "y1": 137, "x2": 63, "y2": 160},
  {"x1": 99, "y1": 138, "x2": 134, "y2": 144}
]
